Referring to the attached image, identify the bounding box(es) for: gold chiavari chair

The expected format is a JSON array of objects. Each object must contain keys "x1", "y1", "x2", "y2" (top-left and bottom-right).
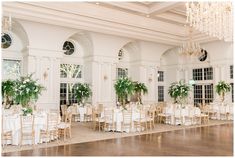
[
  {"x1": 1, "y1": 115, "x2": 13, "y2": 148},
  {"x1": 40, "y1": 113, "x2": 59, "y2": 144},
  {"x1": 121, "y1": 109, "x2": 132, "y2": 132},
  {"x1": 84, "y1": 105, "x2": 93, "y2": 122},
  {"x1": 57, "y1": 112, "x2": 72, "y2": 141},
  {"x1": 20, "y1": 115, "x2": 35, "y2": 147},
  {"x1": 60, "y1": 105, "x2": 68, "y2": 122},
  {"x1": 104, "y1": 108, "x2": 115, "y2": 132},
  {"x1": 146, "y1": 107, "x2": 155, "y2": 130},
  {"x1": 133, "y1": 108, "x2": 148, "y2": 132},
  {"x1": 92, "y1": 107, "x2": 105, "y2": 131}
]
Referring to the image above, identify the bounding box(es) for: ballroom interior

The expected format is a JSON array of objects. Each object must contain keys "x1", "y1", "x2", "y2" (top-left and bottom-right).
[{"x1": 1, "y1": 1, "x2": 234, "y2": 156}]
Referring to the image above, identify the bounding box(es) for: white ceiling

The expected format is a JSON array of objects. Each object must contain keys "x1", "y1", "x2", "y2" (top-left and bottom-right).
[{"x1": 2, "y1": 1, "x2": 219, "y2": 46}]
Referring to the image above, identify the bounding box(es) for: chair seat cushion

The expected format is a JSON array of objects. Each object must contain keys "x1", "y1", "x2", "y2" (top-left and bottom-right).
[{"x1": 57, "y1": 122, "x2": 70, "y2": 129}]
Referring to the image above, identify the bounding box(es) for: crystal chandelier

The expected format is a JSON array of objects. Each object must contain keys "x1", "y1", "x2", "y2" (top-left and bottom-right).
[
  {"x1": 2, "y1": 15, "x2": 12, "y2": 32},
  {"x1": 186, "y1": 2, "x2": 233, "y2": 42},
  {"x1": 178, "y1": 27, "x2": 202, "y2": 57}
]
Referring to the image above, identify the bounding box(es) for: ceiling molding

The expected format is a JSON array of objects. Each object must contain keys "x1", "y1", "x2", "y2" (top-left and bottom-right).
[
  {"x1": 2, "y1": 2, "x2": 218, "y2": 46},
  {"x1": 149, "y1": 2, "x2": 183, "y2": 15}
]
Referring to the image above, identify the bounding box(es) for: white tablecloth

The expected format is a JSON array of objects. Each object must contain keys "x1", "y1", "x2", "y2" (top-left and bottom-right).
[
  {"x1": 164, "y1": 106, "x2": 201, "y2": 125},
  {"x1": 2, "y1": 112, "x2": 57, "y2": 145}
]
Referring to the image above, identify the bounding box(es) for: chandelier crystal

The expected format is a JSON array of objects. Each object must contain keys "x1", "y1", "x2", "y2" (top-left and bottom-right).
[
  {"x1": 186, "y1": 2, "x2": 233, "y2": 42},
  {"x1": 179, "y1": 27, "x2": 202, "y2": 57}
]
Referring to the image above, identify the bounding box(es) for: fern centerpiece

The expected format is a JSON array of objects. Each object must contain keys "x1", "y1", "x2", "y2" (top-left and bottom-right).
[
  {"x1": 168, "y1": 80, "x2": 190, "y2": 105},
  {"x1": 75, "y1": 83, "x2": 92, "y2": 106},
  {"x1": 15, "y1": 74, "x2": 45, "y2": 107},
  {"x1": 2, "y1": 79, "x2": 16, "y2": 107},
  {"x1": 133, "y1": 82, "x2": 148, "y2": 104},
  {"x1": 114, "y1": 77, "x2": 134, "y2": 108},
  {"x1": 215, "y1": 81, "x2": 231, "y2": 102}
]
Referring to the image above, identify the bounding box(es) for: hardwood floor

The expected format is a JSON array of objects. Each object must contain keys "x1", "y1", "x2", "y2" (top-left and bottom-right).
[{"x1": 2, "y1": 123, "x2": 233, "y2": 156}]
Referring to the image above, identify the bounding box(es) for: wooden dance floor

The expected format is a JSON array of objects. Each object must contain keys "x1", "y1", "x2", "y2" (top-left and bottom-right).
[{"x1": 2, "y1": 123, "x2": 233, "y2": 156}]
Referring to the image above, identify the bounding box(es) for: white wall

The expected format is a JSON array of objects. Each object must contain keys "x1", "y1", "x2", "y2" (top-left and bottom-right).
[{"x1": 2, "y1": 18, "x2": 233, "y2": 109}]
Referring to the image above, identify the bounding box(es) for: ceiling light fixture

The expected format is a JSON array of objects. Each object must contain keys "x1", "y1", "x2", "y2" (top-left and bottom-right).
[{"x1": 186, "y1": 2, "x2": 233, "y2": 42}]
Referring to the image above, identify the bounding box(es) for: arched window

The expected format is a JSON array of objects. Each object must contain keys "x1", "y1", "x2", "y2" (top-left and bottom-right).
[{"x1": 63, "y1": 41, "x2": 75, "y2": 55}]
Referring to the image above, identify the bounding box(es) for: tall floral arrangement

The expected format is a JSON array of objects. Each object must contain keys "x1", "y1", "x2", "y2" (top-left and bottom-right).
[
  {"x1": 168, "y1": 80, "x2": 190, "y2": 105},
  {"x1": 75, "y1": 83, "x2": 92, "y2": 105},
  {"x1": 2, "y1": 79, "x2": 16, "y2": 106},
  {"x1": 114, "y1": 77, "x2": 134, "y2": 108},
  {"x1": 15, "y1": 74, "x2": 45, "y2": 107},
  {"x1": 215, "y1": 81, "x2": 231, "y2": 102},
  {"x1": 133, "y1": 82, "x2": 148, "y2": 104}
]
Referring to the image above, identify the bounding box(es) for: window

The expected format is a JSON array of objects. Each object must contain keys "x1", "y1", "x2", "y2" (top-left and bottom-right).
[
  {"x1": 117, "y1": 68, "x2": 128, "y2": 79},
  {"x1": 204, "y1": 84, "x2": 213, "y2": 104},
  {"x1": 63, "y1": 41, "x2": 75, "y2": 55},
  {"x1": 230, "y1": 65, "x2": 233, "y2": 79},
  {"x1": 158, "y1": 86, "x2": 164, "y2": 102},
  {"x1": 204, "y1": 67, "x2": 213, "y2": 80},
  {"x1": 231, "y1": 83, "x2": 234, "y2": 103},
  {"x1": 60, "y1": 64, "x2": 82, "y2": 79},
  {"x1": 193, "y1": 84, "x2": 214, "y2": 106},
  {"x1": 193, "y1": 67, "x2": 213, "y2": 81},
  {"x1": 158, "y1": 71, "x2": 164, "y2": 82},
  {"x1": 1, "y1": 33, "x2": 12, "y2": 49},
  {"x1": 193, "y1": 85, "x2": 203, "y2": 106},
  {"x1": 2, "y1": 59, "x2": 21, "y2": 79},
  {"x1": 60, "y1": 83, "x2": 79, "y2": 105},
  {"x1": 193, "y1": 69, "x2": 203, "y2": 81}
]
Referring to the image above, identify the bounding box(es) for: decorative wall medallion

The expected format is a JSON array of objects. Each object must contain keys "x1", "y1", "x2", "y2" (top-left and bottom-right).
[
  {"x1": 1, "y1": 33, "x2": 12, "y2": 49},
  {"x1": 198, "y1": 49, "x2": 208, "y2": 62},
  {"x1": 63, "y1": 41, "x2": 75, "y2": 55}
]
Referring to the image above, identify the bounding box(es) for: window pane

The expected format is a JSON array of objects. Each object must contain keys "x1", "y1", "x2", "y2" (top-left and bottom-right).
[
  {"x1": 158, "y1": 86, "x2": 164, "y2": 102},
  {"x1": 204, "y1": 67, "x2": 213, "y2": 80},
  {"x1": 60, "y1": 64, "x2": 82, "y2": 79},
  {"x1": 193, "y1": 85, "x2": 203, "y2": 106},
  {"x1": 117, "y1": 68, "x2": 128, "y2": 79},
  {"x1": 2, "y1": 59, "x2": 21, "y2": 79},
  {"x1": 204, "y1": 84, "x2": 213, "y2": 104},
  {"x1": 158, "y1": 71, "x2": 164, "y2": 82},
  {"x1": 193, "y1": 68, "x2": 203, "y2": 81}
]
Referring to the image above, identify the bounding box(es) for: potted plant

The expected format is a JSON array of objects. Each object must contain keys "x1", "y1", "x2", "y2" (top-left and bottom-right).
[
  {"x1": 133, "y1": 82, "x2": 148, "y2": 104},
  {"x1": 2, "y1": 79, "x2": 16, "y2": 108},
  {"x1": 75, "y1": 83, "x2": 92, "y2": 106},
  {"x1": 168, "y1": 80, "x2": 190, "y2": 106},
  {"x1": 215, "y1": 81, "x2": 231, "y2": 103},
  {"x1": 15, "y1": 74, "x2": 45, "y2": 107},
  {"x1": 114, "y1": 77, "x2": 134, "y2": 109}
]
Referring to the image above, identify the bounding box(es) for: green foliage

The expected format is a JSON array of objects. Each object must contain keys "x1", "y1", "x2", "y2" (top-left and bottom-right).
[
  {"x1": 168, "y1": 80, "x2": 190, "y2": 104},
  {"x1": 114, "y1": 77, "x2": 134, "y2": 106},
  {"x1": 75, "y1": 83, "x2": 92, "y2": 104},
  {"x1": 2, "y1": 79, "x2": 16, "y2": 105},
  {"x1": 22, "y1": 107, "x2": 33, "y2": 116},
  {"x1": 133, "y1": 82, "x2": 148, "y2": 104},
  {"x1": 14, "y1": 74, "x2": 45, "y2": 107},
  {"x1": 215, "y1": 81, "x2": 231, "y2": 102}
]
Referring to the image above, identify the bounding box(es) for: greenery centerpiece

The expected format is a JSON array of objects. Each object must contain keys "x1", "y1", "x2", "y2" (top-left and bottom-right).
[
  {"x1": 168, "y1": 80, "x2": 190, "y2": 106},
  {"x1": 22, "y1": 107, "x2": 33, "y2": 116},
  {"x1": 2, "y1": 79, "x2": 16, "y2": 108},
  {"x1": 114, "y1": 77, "x2": 134, "y2": 109},
  {"x1": 75, "y1": 83, "x2": 92, "y2": 107},
  {"x1": 215, "y1": 81, "x2": 231, "y2": 103},
  {"x1": 15, "y1": 74, "x2": 45, "y2": 108},
  {"x1": 133, "y1": 82, "x2": 148, "y2": 104}
]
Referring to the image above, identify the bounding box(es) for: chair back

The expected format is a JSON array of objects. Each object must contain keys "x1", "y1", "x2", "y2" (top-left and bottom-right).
[
  {"x1": 86, "y1": 106, "x2": 93, "y2": 115},
  {"x1": 20, "y1": 115, "x2": 35, "y2": 133},
  {"x1": 61, "y1": 105, "x2": 68, "y2": 115},
  {"x1": 188, "y1": 108, "x2": 195, "y2": 117},
  {"x1": 65, "y1": 112, "x2": 73, "y2": 125},
  {"x1": 122, "y1": 110, "x2": 132, "y2": 124},
  {"x1": 98, "y1": 104, "x2": 104, "y2": 112},
  {"x1": 104, "y1": 109, "x2": 114, "y2": 123},
  {"x1": 174, "y1": 109, "x2": 182, "y2": 117},
  {"x1": 47, "y1": 113, "x2": 59, "y2": 130}
]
